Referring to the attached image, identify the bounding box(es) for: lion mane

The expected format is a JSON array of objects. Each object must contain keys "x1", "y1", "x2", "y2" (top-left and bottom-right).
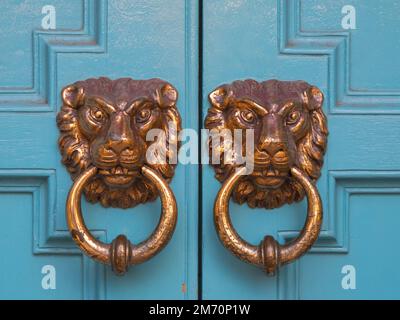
[
  {"x1": 205, "y1": 79, "x2": 328, "y2": 209},
  {"x1": 57, "y1": 77, "x2": 181, "y2": 208}
]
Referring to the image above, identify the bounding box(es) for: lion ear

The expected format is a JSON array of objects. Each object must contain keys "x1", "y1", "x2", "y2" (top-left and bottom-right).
[
  {"x1": 303, "y1": 86, "x2": 324, "y2": 110},
  {"x1": 156, "y1": 84, "x2": 178, "y2": 108},
  {"x1": 208, "y1": 85, "x2": 232, "y2": 109},
  {"x1": 62, "y1": 85, "x2": 85, "y2": 108}
]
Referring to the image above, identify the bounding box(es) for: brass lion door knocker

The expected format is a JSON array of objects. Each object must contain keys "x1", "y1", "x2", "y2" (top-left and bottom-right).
[
  {"x1": 205, "y1": 79, "x2": 328, "y2": 275},
  {"x1": 57, "y1": 77, "x2": 181, "y2": 275}
]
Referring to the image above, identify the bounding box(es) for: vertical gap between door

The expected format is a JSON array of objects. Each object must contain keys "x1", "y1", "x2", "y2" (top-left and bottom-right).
[{"x1": 197, "y1": 0, "x2": 204, "y2": 301}]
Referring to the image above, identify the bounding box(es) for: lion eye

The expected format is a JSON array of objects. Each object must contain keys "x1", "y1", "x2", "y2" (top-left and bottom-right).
[
  {"x1": 89, "y1": 107, "x2": 106, "y2": 123},
  {"x1": 239, "y1": 109, "x2": 257, "y2": 124},
  {"x1": 136, "y1": 108, "x2": 152, "y2": 124},
  {"x1": 286, "y1": 110, "x2": 301, "y2": 125}
]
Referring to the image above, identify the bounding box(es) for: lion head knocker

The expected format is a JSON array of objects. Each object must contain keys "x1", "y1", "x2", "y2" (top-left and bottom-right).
[
  {"x1": 57, "y1": 77, "x2": 181, "y2": 275},
  {"x1": 205, "y1": 79, "x2": 328, "y2": 275},
  {"x1": 57, "y1": 77, "x2": 181, "y2": 209}
]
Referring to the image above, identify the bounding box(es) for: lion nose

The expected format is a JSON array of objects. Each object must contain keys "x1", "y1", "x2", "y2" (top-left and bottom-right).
[
  {"x1": 259, "y1": 142, "x2": 289, "y2": 160},
  {"x1": 105, "y1": 112, "x2": 136, "y2": 155},
  {"x1": 107, "y1": 140, "x2": 134, "y2": 155},
  {"x1": 258, "y1": 114, "x2": 290, "y2": 162}
]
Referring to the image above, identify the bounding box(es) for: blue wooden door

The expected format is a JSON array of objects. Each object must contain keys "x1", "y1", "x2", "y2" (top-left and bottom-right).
[
  {"x1": 0, "y1": 0, "x2": 198, "y2": 299},
  {"x1": 202, "y1": 0, "x2": 400, "y2": 299},
  {"x1": 1, "y1": 0, "x2": 400, "y2": 301}
]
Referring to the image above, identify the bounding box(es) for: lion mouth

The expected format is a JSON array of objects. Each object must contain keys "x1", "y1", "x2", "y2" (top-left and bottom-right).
[
  {"x1": 251, "y1": 167, "x2": 288, "y2": 189},
  {"x1": 98, "y1": 166, "x2": 140, "y2": 187}
]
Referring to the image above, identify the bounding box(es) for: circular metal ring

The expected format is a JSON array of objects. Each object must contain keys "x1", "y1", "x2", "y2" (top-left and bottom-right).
[
  {"x1": 214, "y1": 166, "x2": 322, "y2": 275},
  {"x1": 66, "y1": 165, "x2": 177, "y2": 275}
]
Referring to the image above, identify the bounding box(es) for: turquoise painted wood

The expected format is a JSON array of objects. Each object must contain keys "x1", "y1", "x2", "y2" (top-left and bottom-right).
[
  {"x1": 202, "y1": 0, "x2": 400, "y2": 299},
  {"x1": 0, "y1": 0, "x2": 198, "y2": 299},
  {"x1": 2, "y1": 0, "x2": 400, "y2": 301}
]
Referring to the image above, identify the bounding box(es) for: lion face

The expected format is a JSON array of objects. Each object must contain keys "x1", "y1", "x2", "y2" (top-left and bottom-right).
[
  {"x1": 205, "y1": 79, "x2": 328, "y2": 209},
  {"x1": 57, "y1": 77, "x2": 181, "y2": 208}
]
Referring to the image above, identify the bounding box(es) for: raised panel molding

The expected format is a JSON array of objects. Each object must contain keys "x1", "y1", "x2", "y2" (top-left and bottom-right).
[
  {"x1": 0, "y1": 0, "x2": 107, "y2": 112},
  {"x1": 0, "y1": 169, "x2": 105, "y2": 299},
  {"x1": 278, "y1": 171, "x2": 400, "y2": 299},
  {"x1": 279, "y1": 0, "x2": 400, "y2": 114},
  {"x1": 278, "y1": 171, "x2": 346, "y2": 254}
]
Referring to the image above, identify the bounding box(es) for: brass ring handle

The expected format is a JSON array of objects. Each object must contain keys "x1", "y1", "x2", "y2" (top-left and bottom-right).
[
  {"x1": 214, "y1": 166, "x2": 322, "y2": 275},
  {"x1": 66, "y1": 165, "x2": 177, "y2": 275}
]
